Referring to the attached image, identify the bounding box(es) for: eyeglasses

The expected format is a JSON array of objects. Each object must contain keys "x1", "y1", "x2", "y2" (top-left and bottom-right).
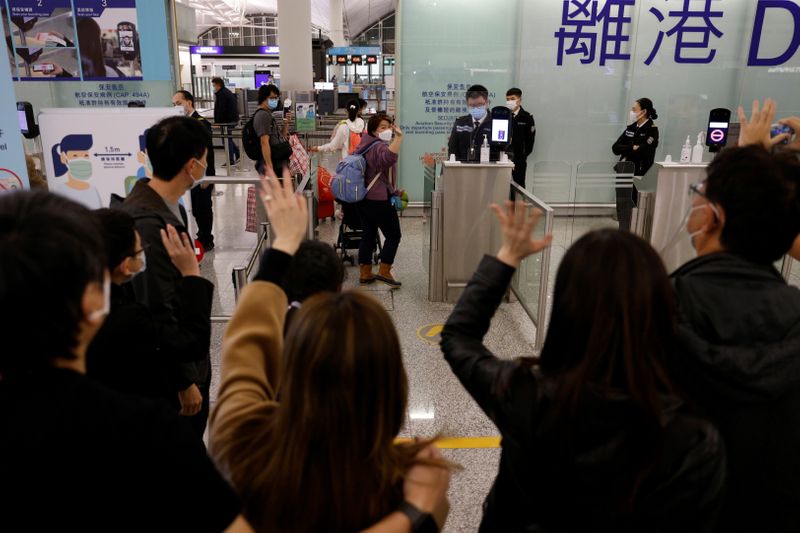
[
  {"x1": 130, "y1": 243, "x2": 150, "y2": 259},
  {"x1": 689, "y1": 181, "x2": 708, "y2": 198}
]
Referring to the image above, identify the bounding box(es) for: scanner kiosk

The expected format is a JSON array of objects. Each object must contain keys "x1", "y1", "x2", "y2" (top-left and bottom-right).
[{"x1": 429, "y1": 107, "x2": 515, "y2": 302}]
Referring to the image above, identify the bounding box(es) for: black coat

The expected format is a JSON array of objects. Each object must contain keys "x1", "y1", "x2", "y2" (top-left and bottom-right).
[
  {"x1": 86, "y1": 277, "x2": 213, "y2": 403},
  {"x1": 508, "y1": 106, "x2": 536, "y2": 164},
  {"x1": 447, "y1": 114, "x2": 501, "y2": 162},
  {"x1": 670, "y1": 252, "x2": 800, "y2": 532},
  {"x1": 612, "y1": 119, "x2": 659, "y2": 176},
  {"x1": 118, "y1": 179, "x2": 212, "y2": 390},
  {"x1": 213, "y1": 86, "x2": 239, "y2": 125},
  {"x1": 192, "y1": 110, "x2": 216, "y2": 176},
  {"x1": 441, "y1": 256, "x2": 725, "y2": 532}
]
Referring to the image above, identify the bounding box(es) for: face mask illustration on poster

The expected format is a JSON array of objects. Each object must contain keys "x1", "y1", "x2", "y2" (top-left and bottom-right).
[{"x1": 2, "y1": 0, "x2": 143, "y2": 81}]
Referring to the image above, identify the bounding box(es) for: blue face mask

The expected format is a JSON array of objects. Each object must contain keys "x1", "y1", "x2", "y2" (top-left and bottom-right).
[
  {"x1": 469, "y1": 106, "x2": 487, "y2": 121},
  {"x1": 268, "y1": 98, "x2": 279, "y2": 110}
]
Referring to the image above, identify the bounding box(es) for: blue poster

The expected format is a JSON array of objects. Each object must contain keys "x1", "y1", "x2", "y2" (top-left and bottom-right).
[
  {"x1": 3, "y1": 0, "x2": 143, "y2": 81},
  {"x1": 0, "y1": 28, "x2": 29, "y2": 190}
]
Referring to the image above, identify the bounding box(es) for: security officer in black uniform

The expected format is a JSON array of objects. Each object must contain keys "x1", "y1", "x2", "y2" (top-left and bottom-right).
[
  {"x1": 612, "y1": 97, "x2": 659, "y2": 231},
  {"x1": 505, "y1": 88, "x2": 536, "y2": 188},
  {"x1": 448, "y1": 84, "x2": 500, "y2": 162},
  {"x1": 173, "y1": 90, "x2": 217, "y2": 250}
]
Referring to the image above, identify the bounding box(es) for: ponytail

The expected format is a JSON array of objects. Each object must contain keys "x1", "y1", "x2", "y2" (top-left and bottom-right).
[
  {"x1": 346, "y1": 99, "x2": 359, "y2": 122},
  {"x1": 636, "y1": 98, "x2": 658, "y2": 121},
  {"x1": 52, "y1": 144, "x2": 67, "y2": 177}
]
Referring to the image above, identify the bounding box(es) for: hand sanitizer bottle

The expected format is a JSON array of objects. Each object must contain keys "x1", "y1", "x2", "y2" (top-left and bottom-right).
[
  {"x1": 480, "y1": 135, "x2": 490, "y2": 163},
  {"x1": 680, "y1": 135, "x2": 692, "y2": 163},
  {"x1": 691, "y1": 132, "x2": 705, "y2": 163}
]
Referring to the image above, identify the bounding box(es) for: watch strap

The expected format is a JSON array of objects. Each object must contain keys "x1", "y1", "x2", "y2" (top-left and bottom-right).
[{"x1": 397, "y1": 501, "x2": 438, "y2": 533}]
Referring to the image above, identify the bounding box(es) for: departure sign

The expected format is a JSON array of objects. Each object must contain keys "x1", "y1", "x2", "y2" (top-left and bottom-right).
[
  {"x1": 366, "y1": 55, "x2": 378, "y2": 64},
  {"x1": 351, "y1": 55, "x2": 363, "y2": 64}
]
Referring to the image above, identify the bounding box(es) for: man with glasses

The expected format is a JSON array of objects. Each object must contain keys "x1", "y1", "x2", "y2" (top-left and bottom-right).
[
  {"x1": 448, "y1": 84, "x2": 499, "y2": 162},
  {"x1": 668, "y1": 129, "x2": 800, "y2": 531},
  {"x1": 87, "y1": 208, "x2": 214, "y2": 407}
]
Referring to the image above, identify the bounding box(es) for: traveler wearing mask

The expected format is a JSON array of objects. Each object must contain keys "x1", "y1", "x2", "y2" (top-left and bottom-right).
[
  {"x1": 612, "y1": 98, "x2": 659, "y2": 231},
  {"x1": 448, "y1": 84, "x2": 498, "y2": 162},
  {"x1": 87, "y1": 209, "x2": 214, "y2": 405},
  {"x1": 505, "y1": 88, "x2": 536, "y2": 188},
  {"x1": 212, "y1": 77, "x2": 240, "y2": 165},
  {"x1": 173, "y1": 90, "x2": 216, "y2": 251},
  {"x1": 311, "y1": 98, "x2": 365, "y2": 158},
  {"x1": 254, "y1": 84, "x2": 293, "y2": 176},
  {"x1": 119, "y1": 116, "x2": 215, "y2": 437}
]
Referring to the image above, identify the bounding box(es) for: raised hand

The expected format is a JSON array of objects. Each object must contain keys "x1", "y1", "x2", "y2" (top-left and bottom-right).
[
  {"x1": 737, "y1": 98, "x2": 787, "y2": 149},
  {"x1": 260, "y1": 166, "x2": 308, "y2": 256},
  {"x1": 161, "y1": 224, "x2": 200, "y2": 277},
  {"x1": 491, "y1": 201, "x2": 553, "y2": 268}
]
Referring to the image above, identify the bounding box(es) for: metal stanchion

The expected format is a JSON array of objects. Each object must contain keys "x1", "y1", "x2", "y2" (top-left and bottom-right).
[
  {"x1": 304, "y1": 190, "x2": 315, "y2": 240},
  {"x1": 232, "y1": 267, "x2": 247, "y2": 302}
]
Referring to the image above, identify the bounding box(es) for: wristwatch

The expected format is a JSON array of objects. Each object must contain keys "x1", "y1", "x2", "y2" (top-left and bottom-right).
[{"x1": 397, "y1": 501, "x2": 438, "y2": 533}]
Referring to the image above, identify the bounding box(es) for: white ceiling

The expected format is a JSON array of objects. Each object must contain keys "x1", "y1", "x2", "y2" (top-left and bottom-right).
[{"x1": 178, "y1": 0, "x2": 394, "y2": 40}]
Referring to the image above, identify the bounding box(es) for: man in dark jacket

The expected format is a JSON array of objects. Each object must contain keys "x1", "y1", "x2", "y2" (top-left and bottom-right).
[
  {"x1": 87, "y1": 209, "x2": 213, "y2": 405},
  {"x1": 669, "y1": 144, "x2": 800, "y2": 532},
  {"x1": 119, "y1": 116, "x2": 214, "y2": 437},
  {"x1": 174, "y1": 89, "x2": 216, "y2": 251},
  {"x1": 447, "y1": 84, "x2": 501, "y2": 162},
  {"x1": 505, "y1": 87, "x2": 536, "y2": 188},
  {"x1": 212, "y1": 77, "x2": 240, "y2": 165}
]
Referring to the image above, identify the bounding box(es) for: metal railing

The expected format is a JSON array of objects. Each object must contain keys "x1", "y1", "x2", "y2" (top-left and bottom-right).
[
  {"x1": 509, "y1": 183, "x2": 555, "y2": 352},
  {"x1": 232, "y1": 222, "x2": 270, "y2": 302}
]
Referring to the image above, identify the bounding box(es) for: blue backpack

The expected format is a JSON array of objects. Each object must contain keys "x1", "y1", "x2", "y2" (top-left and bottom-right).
[{"x1": 331, "y1": 141, "x2": 382, "y2": 203}]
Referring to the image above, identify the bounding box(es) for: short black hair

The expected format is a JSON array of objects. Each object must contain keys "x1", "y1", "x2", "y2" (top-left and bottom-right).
[
  {"x1": 146, "y1": 116, "x2": 209, "y2": 181},
  {"x1": 506, "y1": 87, "x2": 522, "y2": 98},
  {"x1": 466, "y1": 84, "x2": 489, "y2": 101},
  {"x1": 258, "y1": 83, "x2": 281, "y2": 104},
  {"x1": 211, "y1": 77, "x2": 224, "y2": 87},
  {"x1": 636, "y1": 97, "x2": 658, "y2": 120},
  {"x1": 705, "y1": 145, "x2": 799, "y2": 264},
  {"x1": 175, "y1": 90, "x2": 194, "y2": 104},
  {"x1": 95, "y1": 208, "x2": 137, "y2": 271},
  {"x1": 0, "y1": 191, "x2": 105, "y2": 376},
  {"x1": 283, "y1": 241, "x2": 345, "y2": 303},
  {"x1": 367, "y1": 113, "x2": 392, "y2": 137}
]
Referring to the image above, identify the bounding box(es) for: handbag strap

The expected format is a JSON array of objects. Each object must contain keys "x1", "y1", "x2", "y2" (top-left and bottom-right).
[{"x1": 366, "y1": 172, "x2": 382, "y2": 192}]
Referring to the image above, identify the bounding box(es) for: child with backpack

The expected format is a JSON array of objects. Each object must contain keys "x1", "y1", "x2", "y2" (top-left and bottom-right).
[{"x1": 310, "y1": 99, "x2": 365, "y2": 158}]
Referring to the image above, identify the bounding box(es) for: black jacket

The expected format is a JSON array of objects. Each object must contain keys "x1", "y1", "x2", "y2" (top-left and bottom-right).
[
  {"x1": 509, "y1": 107, "x2": 536, "y2": 164},
  {"x1": 448, "y1": 114, "x2": 501, "y2": 162},
  {"x1": 670, "y1": 253, "x2": 800, "y2": 532},
  {"x1": 86, "y1": 277, "x2": 213, "y2": 403},
  {"x1": 441, "y1": 256, "x2": 725, "y2": 532},
  {"x1": 0, "y1": 368, "x2": 239, "y2": 531},
  {"x1": 213, "y1": 86, "x2": 239, "y2": 125},
  {"x1": 612, "y1": 120, "x2": 659, "y2": 176},
  {"x1": 118, "y1": 179, "x2": 212, "y2": 390},
  {"x1": 192, "y1": 110, "x2": 216, "y2": 176}
]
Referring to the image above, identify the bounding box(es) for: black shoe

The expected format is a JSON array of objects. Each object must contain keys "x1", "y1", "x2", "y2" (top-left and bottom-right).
[{"x1": 201, "y1": 241, "x2": 215, "y2": 252}]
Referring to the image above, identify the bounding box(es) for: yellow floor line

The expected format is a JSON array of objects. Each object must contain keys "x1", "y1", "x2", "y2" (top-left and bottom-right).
[{"x1": 396, "y1": 436, "x2": 501, "y2": 449}]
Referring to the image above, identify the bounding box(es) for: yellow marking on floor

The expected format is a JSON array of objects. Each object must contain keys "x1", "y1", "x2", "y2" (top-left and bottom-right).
[
  {"x1": 396, "y1": 436, "x2": 501, "y2": 449},
  {"x1": 416, "y1": 323, "x2": 445, "y2": 345}
]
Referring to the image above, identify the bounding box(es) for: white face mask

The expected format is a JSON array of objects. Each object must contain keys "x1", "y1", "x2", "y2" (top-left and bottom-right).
[
  {"x1": 378, "y1": 129, "x2": 393, "y2": 142},
  {"x1": 89, "y1": 275, "x2": 111, "y2": 323},
  {"x1": 629, "y1": 110, "x2": 641, "y2": 123},
  {"x1": 128, "y1": 250, "x2": 147, "y2": 281},
  {"x1": 506, "y1": 99, "x2": 519, "y2": 111},
  {"x1": 189, "y1": 158, "x2": 207, "y2": 189}
]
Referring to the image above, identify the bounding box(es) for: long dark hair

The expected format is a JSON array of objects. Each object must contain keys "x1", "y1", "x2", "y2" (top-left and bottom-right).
[
  {"x1": 346, "y1": 98, "x2": 360, "y2": 122},
  {"x1": 222, "y1": 291, "x2": 441, "y2": 532},
  {"x1": 77, "y1": 17, "x2": 105, "y2": 77},
  {"x1": 538, "y1": 229, "x2": 674, "y2": 507},
  {"x1": 636, "y1": 98, "x2": 658, "y2": 120}
]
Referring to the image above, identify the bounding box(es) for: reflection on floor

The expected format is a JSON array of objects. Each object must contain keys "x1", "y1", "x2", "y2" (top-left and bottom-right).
[{"x1": 200, "y1": 181, "x2": 619, "y2": 532}]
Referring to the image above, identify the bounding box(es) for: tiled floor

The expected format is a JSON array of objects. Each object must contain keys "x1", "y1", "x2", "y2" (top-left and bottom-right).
[{"x1": 198, "y1": 165, "x2": 620, "y2": 532}]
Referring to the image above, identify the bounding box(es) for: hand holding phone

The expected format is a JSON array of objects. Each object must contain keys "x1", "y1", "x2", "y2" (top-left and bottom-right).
[{"x1": 771, "y1": 123, "x2": 794, "y2": 145}]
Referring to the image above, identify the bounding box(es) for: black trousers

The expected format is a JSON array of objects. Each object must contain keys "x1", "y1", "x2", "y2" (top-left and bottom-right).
[
  {"x1": 190, "y1": 184, "x2": 214, "y2": 247},
  {"x1": 616, "y1": 183, "x2": 636, "y2": 232},
  {"x1": 188, "y1": 367, "x2": 212, "y2": 438},
  {"x1": 512, "y1": 161, "x2": 527, "y2": 189},
  {"x1": 358, "y1": 199, "x2": 401, "y2": 265}
]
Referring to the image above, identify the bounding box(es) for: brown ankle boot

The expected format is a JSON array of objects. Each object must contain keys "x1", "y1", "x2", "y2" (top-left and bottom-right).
[
  {"x1": 359, "y1": 264, "x2": 375, "y2": 284},
  {"x1": 375, "y1": 263, "x2": 401, "y2": 287}
]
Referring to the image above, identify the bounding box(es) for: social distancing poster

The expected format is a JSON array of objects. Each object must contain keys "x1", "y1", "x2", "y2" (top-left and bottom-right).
[{"x1": 2, "y1": 0, "x2": 143, "y2": 81}]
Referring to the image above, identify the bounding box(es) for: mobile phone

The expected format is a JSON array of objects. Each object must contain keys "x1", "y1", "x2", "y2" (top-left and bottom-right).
[
  {"x1": 17, "y1": 101, "x2": 39, "y2": 139},
  {"x1": 706, "y1": 108, "x2": 732, "y2": 151},
  {"x1": 32, "y1": 63, "x2": 54, "y2": 73},
  {"x1": 771, "y1": 123, "x2": 794, "y2": 145},
  {"x1": 491, "y1": 106, "x2": 512, "y2": 144},
  {"x1": 117, "y1": 22, "x2": 137, "y2": 60}
]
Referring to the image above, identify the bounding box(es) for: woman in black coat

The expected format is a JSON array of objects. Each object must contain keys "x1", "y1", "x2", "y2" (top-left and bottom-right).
[{"x1": 441, "y1": 203, "x2": 724, "y2": 532}]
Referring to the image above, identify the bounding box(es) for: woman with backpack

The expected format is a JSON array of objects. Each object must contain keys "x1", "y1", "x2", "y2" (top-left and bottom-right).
[
  {"x1": 311, "y1": 98, "x2": 365, "y2": 158},
  {"x1": 441, "y1": 207, "x2": 725, "y2": 532},
  {"x1": 354, "y1": 114, "x2": 405, "y2": 287}
]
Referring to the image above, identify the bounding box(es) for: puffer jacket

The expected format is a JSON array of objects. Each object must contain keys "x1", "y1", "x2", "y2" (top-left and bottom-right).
[
  {"x1": 441, "y1": 255, "x2": 725, "y2": 532},
  {"x1": 671, "y1": 252, "x2": 800, "y2": 532}
]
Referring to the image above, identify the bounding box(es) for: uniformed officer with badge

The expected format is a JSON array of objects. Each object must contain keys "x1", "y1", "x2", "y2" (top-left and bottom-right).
[
  {"x1": 448, "y1": 84, "x2": 499, "y2": 162},
  {"x1": 505, "y1": 88, "x2": 536, "y2": 188},
  {"x1": 612, "y1": 97, "x2": 659, "y2": 231}
]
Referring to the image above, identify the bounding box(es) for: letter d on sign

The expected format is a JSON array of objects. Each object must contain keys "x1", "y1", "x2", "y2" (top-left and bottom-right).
[{"x1": 748, "y1": 0, "x2": 800, "y2": 66}]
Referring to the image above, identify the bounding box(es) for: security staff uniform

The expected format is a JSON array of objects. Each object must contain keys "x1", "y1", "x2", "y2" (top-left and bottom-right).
[
  {"x1": 612, "y1": 118, "x2": 659, "y2": 231},
  {"x1": 508, "y1": 106, "x2": 536, "y2": 187},
  {"x1": 190, "y1": 110, "x2": 216, "y2": 250},
  {"x1": 448, "y1": 113, "x2": 499, "y2": 162}
]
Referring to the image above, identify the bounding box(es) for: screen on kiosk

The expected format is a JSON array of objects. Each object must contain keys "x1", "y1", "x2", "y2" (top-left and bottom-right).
[{"x1": 491, "y1": 118, "x2": 510, "y2": 143}]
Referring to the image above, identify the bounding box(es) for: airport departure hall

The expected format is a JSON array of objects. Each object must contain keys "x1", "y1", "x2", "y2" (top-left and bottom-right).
[{"x1": 3, "y1": 0, "x2": 800, "y2": 531}]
